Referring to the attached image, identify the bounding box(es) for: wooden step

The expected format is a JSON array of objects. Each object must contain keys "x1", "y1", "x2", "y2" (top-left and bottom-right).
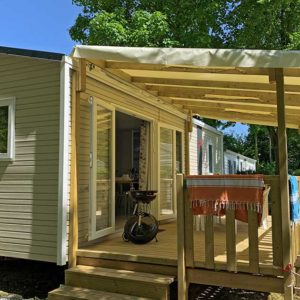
[
  {"x1": 65, "y1": 265, "x2": 175, "y2": 300},
  {"x1": 77, "y1": 255, "x2": 177, "y2": 277},
  {"x1": 48, "y1": 285, "x2": 155, "y2": 300}
]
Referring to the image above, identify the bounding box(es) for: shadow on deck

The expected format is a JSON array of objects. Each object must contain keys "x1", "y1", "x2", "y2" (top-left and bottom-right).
[{"x1": 77, "y1": 219, "x2": 274, "y2": 273}]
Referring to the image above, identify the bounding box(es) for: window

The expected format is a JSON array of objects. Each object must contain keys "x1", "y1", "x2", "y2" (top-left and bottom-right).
[
  {"x1": 228, "y1": 159, "x2": 232, "y2": 174},
  {"x1": 233, "y1": 161, "x2": 237, "y2": 173},
  {"x1": 197, "y1": 126, "x2": 202, "y2": 175},
  {"x1": 208, "y1": 144, "x2": 213, "y2": 173},
  {"x1": 160, "y1": 127, "x2": 174, "y2": 215},
  {"x1": 0, "y1": 97, "x2": 15, "y2": 160}
]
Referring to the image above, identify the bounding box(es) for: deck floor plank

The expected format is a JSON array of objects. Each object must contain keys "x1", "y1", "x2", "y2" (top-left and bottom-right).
[{"x1": 80, "y1": 219, "x2": 274, "y2": 270}]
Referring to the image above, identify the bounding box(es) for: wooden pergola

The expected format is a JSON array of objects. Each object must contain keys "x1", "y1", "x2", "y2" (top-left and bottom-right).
[
  {"x1": 71, "y1": 46, "x2": 300, "y2": 299},
  {"x1": 73, "y1": 47, "x2": 300, "y2": 129}
]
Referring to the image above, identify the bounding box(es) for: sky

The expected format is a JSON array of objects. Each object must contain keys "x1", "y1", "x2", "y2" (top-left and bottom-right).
[
  {"x1": 222, "y1": 122, "x2": 248, "y2": 136},
  {"x1": 0, "y1": 0, "x2": 81, "y2": 54},
  {"x1": 0, "y1": 0, "x2": 249, "y2": 136}
]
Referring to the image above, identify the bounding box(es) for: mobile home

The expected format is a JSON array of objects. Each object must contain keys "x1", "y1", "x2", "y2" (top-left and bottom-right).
[
  {"x1": 189, "y1": 118, "x2": 223, "y2": 175},
  {"x1": 0, "y1": 46, "x2": 186, "y2": 266},
  {"x1": 0, "y1": 46, "x2": 69, "y2": 265},
  {"x1": 1, "y1": 46, "x2": 300, "y2": 300},
  {"x1": 224, "y1": 149, "x2": 256, "y2": 174}
]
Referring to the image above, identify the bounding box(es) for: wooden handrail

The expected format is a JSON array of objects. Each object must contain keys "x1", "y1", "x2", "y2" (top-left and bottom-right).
[{"x1": 177, "y1": 174, "x2": 297, "y2": 299}]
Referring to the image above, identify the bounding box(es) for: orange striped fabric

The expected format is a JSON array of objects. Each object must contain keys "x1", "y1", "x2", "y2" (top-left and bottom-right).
[{"x1": 185, "y1": 175, "x2": 264, "y2": 223}]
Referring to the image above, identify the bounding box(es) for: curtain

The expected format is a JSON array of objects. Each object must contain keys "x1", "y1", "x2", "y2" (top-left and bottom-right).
[{"x1": 139, "y1": 122, "x2": 149, "y2": 190}]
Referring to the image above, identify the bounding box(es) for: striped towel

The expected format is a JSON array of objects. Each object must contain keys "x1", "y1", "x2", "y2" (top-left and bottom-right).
[
  {"x1": 289, "y1": 175, "x2": 300, "y2": 223},
  {"x1": 185, "y1": 175, "x2": 265, "y2": 223}
]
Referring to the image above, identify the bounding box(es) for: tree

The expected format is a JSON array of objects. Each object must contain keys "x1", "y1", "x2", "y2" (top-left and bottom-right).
[
  {"x1": 70, "y1": 8, "x2": 178, "y2": 47},
  {"x1": 214, "y1": 0, "x2": 300, "y2": 50},
  {"x1": 287, "y1": 129, "x2": 300, "y2": 173},
  {"x1": 214, "y1": 0, "x2": 300, "y2": 173},
  {"x1": 223, "y1": 133, "x2": 246, "y2": 154},
  {"x1": 70, "y1": 0, "x2": 225, "y2": 47}
]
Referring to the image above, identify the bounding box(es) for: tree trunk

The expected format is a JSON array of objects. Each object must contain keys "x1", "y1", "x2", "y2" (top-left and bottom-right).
[
  {"x1": 267, "y1": 127, "x2": 278, "y2": 173},
  {"x1": 254, "y1": 132, "x2": 259, "y2": 163},
  {"x1": 269, "y1": 134, "x2": 272, "y2": 163}
]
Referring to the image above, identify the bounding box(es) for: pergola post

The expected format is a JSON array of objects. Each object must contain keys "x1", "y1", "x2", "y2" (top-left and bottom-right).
[
  {"x1": 69, "y1": 59, "x2": 85, "y2": 268},
  {"x1": 275, "y1": 68, "x2": 293, "y2": 299},
  {"x1": 176, "y1": 174, "x2": 188, "y2": 300},
  {"x1": 68, "y1": 70, "x2": 79, "y2": 268},
  {"x1": 185, "y1": 120, "x2": 191, "y2": 175}
]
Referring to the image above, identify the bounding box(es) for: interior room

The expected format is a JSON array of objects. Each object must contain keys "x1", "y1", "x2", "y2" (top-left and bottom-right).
[{"x1": 115, "y1": 111, "x2": 149, "y2": 229}]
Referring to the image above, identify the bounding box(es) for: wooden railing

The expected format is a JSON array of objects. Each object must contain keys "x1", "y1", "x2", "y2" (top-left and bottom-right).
[{"x1": 176, "y1": 174, "x2": 300, "y2": 299}]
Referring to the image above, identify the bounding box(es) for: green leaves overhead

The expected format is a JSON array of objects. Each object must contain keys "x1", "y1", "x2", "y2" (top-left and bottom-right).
[
  {"x1": 70, "y1": 0, "x2": 225, "y2": 47},
  {"x1": 216, "y1": 0, "x2": 300, "y2": 49},
  {"x1": 70, "y1": 8, "x2": 178, "y2": 47},
  {"x1": 70, "y1": 0, "x2": 300, "y2": 49},
  {"x1": 88, "y1": 9, "x2": 127, "y2": 46}
]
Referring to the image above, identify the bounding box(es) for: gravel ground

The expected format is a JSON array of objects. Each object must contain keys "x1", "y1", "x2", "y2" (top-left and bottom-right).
[
  {"x1": 0, "y1": 258, "x2": 65, "y2": 299},
  {"x1": 0, "y1": 257, "x2": 297, "y2": 300}
]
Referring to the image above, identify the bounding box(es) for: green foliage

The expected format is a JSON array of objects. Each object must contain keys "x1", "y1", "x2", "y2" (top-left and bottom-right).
[
  {"x1": 214, "y1": 0, "x2": 300, "y2": 49},
  {"x1": 70, "y1": 8, "x2": 178, "y2": 47},
  {"x1": 256, "y1": 162, "x2": 276, "y2": 175},
  {"x1": 223, "y1": 133, "x2": 246, "y2": 154},
  {"x1": 128, "y1": 11, "x2": 178, "y2": 47},
  {"x1": 88, "y1": 9, "x2": 127, "y2": 46},
  {"x1": 70, "y1": 0, "x2": 225, "y2": 47},
  {"x1": 225, "y1": 126, "x2": 300, "y2": 174},
  {"x1": 287, "y1": 129, "x2": 300, "y2": 172}
]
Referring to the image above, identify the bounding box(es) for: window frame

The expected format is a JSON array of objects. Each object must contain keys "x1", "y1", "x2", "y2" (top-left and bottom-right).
[
  {"x1": 233, "y1": 161, "x2": 237, "y2": 173},
  {"x1": 208, "y1": 143, "x2": 214, "y2": 174},
  {"x1": 228, "y1": 159, "x2": 232, "y2": 174},
  {"x1": 197, "y1": 126, "x2": 203, "y2": 175},
  {"x1": 0, "y1": 97, "x2": 15, "y2": 160}
]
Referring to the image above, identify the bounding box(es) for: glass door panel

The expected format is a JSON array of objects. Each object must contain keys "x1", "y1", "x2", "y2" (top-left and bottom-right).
[
  {"x1": 159, "y1": 127, "x2": 175, "y2": 215},
  {"x1": 90, "y1": 98, "x2": 115, "y2": 240}
]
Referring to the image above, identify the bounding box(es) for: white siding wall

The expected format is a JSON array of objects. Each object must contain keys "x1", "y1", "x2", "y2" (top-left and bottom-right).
[
  {"x1": 224, "y1": 150, "x2": 256, "y2": 174},
  {"x1": 189, "y1": 121, "x2": 223, "y2": 175},
  {"x1": 202, "y1": 130, "x2": 223, "y2": 174},
  {"x1": 0, "y1": 54, "x2": 61, "y2": 262},
  {"x1": 189, "y1": 126, "x2": 198, "y2": 175}
]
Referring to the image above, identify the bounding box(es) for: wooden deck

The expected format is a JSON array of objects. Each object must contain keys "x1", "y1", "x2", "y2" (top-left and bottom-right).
[{"x1": 78, "y1": 218, "x2": 274, "y2": 272}]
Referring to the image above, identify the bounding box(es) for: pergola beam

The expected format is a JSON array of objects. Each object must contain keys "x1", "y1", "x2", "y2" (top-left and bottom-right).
[
  {"x1": 145, "y1": 85, "x2": 300, "y2": 106},
  {"x1": 190, "y1": 108, "x2": 275, "y2": 124},
  {"x1": 189, "y1": 108, "x2": 300, "y2": 129},
  {"x1": 178, "y1": 102, "x2": 300, "y2": 117},
  {"x1": 172, "y1": 97, "x2": 267, "y2": 106},
  {"x1": 105, "y1": 61, "x2": 300, "y2": 77},
  {"x1": 132, "y1": 77, "x2": 300, "y2": 93}
]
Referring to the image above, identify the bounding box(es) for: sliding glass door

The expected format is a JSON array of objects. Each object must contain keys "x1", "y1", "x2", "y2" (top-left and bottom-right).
[
  {"x1": 159, "y1": 126, "x2": 182, "y2": 219},
  {"x1": 89, "y1": 97, "x2": 115, "y2": 240}
]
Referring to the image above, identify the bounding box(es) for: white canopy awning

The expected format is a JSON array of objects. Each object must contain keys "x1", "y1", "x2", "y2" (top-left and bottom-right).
[{"x1": 72, "y1": 46, "x2": 300, "y2": 129}]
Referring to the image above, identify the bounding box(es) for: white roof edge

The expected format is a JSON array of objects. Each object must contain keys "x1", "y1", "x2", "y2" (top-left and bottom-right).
[
  {"x1": 193, "y1": 118, "x2": 223, "y2": 136},
  {"x1": 225, "y1": 149, "x2": 256, "y2": 163},
  {"x1": 72, "y1": 45, "x2": 300, "y2": 68}
]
